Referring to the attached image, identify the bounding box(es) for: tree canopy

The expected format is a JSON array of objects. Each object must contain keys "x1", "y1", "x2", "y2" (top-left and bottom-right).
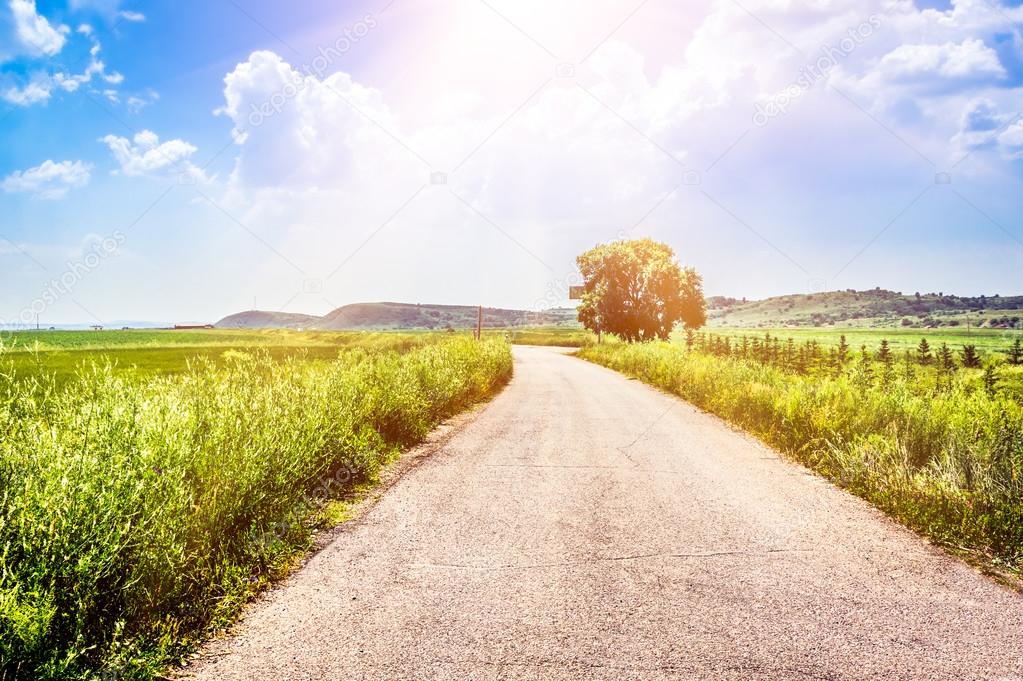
[{"x1": 575, "y1": 239, "x2": 706, "y2": 342}]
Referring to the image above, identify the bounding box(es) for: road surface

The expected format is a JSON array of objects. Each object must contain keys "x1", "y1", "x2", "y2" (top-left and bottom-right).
[{"x1": 182, "y1": 345, "x2": 1023, "y2": 680}]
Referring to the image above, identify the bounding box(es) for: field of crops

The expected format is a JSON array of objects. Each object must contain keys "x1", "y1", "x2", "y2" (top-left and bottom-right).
[
  {"x1": 0, "y1": 332, "x2": 512, "y2": 679},
  {"x1": 580, "y1": 332, "x2": 1023, "y2": 581}
]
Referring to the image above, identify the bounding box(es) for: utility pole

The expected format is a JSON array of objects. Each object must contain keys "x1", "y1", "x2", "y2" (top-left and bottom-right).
[{"x1": 476, "y1": 305, "x2": 483, "y2": 341}]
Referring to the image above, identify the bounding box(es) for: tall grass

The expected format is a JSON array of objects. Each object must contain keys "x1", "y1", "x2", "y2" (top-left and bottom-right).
[
  {"x1": 579, "y1": 341, "x2": 1023, "y2": 572},
  {"x1": 0, "y1": 337, "x2": 511, "y2": 679}
]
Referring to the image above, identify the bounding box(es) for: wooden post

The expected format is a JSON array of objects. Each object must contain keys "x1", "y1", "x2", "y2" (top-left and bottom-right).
[{"x1": 476, "y1": 305, "x2": 483, "y2": 341}]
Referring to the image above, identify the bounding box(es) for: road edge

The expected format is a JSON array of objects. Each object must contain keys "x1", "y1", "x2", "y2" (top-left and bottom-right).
[{"x1": 170, "y1": 380, "x2": 510, "y2": 677}]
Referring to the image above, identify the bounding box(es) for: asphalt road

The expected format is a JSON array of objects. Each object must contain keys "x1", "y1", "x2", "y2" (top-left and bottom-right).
[{"x1": 182, "y1": 345, "x2": 1023, "y2": 680}]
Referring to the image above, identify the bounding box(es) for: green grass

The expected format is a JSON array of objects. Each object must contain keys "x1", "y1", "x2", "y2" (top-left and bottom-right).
[
  {"x1": 1, "y1": 329, "x2": 285, "y2": 351},
  {"x1": 0, "y1": 330, "x2": 453, "y2": 386},
  {"x1": 579, "y1": 338, "x2": 1023, "y2": 580},
  {"x1": 0, "y1": 328, "x2": 446, "y2": 353},
  {"x1": 0, "y1": 334, "x2": 512, "y2": 679},
  {"x1": 1, "y1": 327, "x2": 593, "y2": 384}
]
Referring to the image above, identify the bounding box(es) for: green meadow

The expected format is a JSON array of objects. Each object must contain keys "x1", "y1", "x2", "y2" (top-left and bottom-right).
[
  {"x1": 0, "y1": 329, "x2": 446, "y2": 385},
  {"x1": 0, "y1": 332, "x2": 512, "y2": 679}
]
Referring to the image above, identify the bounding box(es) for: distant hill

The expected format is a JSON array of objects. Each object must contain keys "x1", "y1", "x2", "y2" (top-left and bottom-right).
[
  {"x1": 708, "y1": 289, "x2": 1023, "y2": 329},
  {"x1": 216, "y1": 311, "x2": 323, "y2": 329},
  {"x1": 216, "y1": 303, "x2": 579, "y2": 331},
  {"x1": 217, "y1": 290, "x2": 1023, "y2": 332}
]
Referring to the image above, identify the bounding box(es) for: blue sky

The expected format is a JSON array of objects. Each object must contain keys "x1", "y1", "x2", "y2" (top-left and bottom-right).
[{"x1": 2, "y1": 0, "x2": 1023, "y2": 325}]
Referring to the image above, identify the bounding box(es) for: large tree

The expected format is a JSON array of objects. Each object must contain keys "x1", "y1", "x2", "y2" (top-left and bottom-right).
[{"x1": 575, "y1": 239, "x2": 705, "y2": 342}]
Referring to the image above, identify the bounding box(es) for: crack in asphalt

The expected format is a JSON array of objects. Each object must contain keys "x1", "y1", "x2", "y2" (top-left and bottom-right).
[{"x1": 411, "y1": 548, "x2": 813, "y2": 571}]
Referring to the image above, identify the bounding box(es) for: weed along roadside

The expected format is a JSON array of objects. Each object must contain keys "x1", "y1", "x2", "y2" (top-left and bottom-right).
[
  {"x1": 0, "y1": 336, "x2": 512, "y2": 679},
  {"x1": 577, "y1": 339, "x2": 1023, "y2": 582}
]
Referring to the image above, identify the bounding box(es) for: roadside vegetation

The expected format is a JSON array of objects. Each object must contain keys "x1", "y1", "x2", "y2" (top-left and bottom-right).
[
  {"x1": 580, "y1": 332, "x2": 1023, "y2": 576},
  {"x1": 572, "y1": 240, "x2": 1023, "y2": 575},
  {"x1": 0, "y1": 334, "x2": 512, "y2": 679}
]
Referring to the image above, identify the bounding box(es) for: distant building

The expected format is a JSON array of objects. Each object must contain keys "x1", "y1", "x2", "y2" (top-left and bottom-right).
[
  {"x1": 173, "y1": 324, "x2": 215, "y2": 330},
  {"x1": 91, "y1": 325, "x2": 104, "y2": 331}
]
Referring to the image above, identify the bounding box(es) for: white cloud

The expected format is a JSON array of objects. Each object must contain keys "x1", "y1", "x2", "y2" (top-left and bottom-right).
[
  {"x1": 117, "y1": 10, "x2": 144, "y2": 22},
  {"x1": 873, "y1": 39, "x2": 1006, "y2": 87},
  {"x1": 210, "y1": 50, "x2": 702, "y2": 290},
  {"x1": 2, "y1": 76, "x2": 53, "y2": 104},
  {"x1": 10, "y1": 0, "x2": 69, "y2": 57},
  {"x1": 1, "y1": 160, "x2": 92, "y2": 199},
  {"x1": 100, "y1": 129, "x2": 205, "y2": 181},
  {"x1": 2, "y1": 36, "x2": 124, "y2": 106}
]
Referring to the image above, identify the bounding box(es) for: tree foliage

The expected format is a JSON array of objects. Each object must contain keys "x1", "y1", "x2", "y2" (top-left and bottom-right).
[
  {"x1": 917, "y1": 338, "x2": 931, "y2": 365},
  {"x1": 961, "y1": 344, "x2": 981, "y2": 369},
  {"x1": 1010, "y1": 338, "x2": 1023, "y2": 366},
  {"x1": 575, "y1": 239, "x2": 705, "y2": 342}
]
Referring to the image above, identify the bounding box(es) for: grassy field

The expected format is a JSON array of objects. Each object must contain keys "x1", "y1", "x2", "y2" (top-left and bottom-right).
[
  {"x1": 0, "y1": 332, "x2": 512, "y2": 679},
  {"x1": 0, "y1": 329, "x2": 455, "y2": 385},
  {"x1": 0, "y1": 328, "x2": 592, "y2": 385},
  {"x1": 580, "y1": 334, "x2": 1023, "y2": 581}
]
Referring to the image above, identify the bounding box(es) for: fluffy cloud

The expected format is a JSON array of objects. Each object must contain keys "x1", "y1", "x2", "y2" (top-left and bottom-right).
[
  {"x1": 10, "y1": 0, "x2": 69, "y2": 57},
  {"x1": 117, "y1": 10, "x2": 144, "y2": 22},
  {"x1": 100, "y1": 129, "x2": 205, "y2": 181},
  {"x1": 872, "y1": 39, "x2": 1006, "y2": 89},
  {"x1": 1, "y1": 159, "x2": 91, "y2": 199}
]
